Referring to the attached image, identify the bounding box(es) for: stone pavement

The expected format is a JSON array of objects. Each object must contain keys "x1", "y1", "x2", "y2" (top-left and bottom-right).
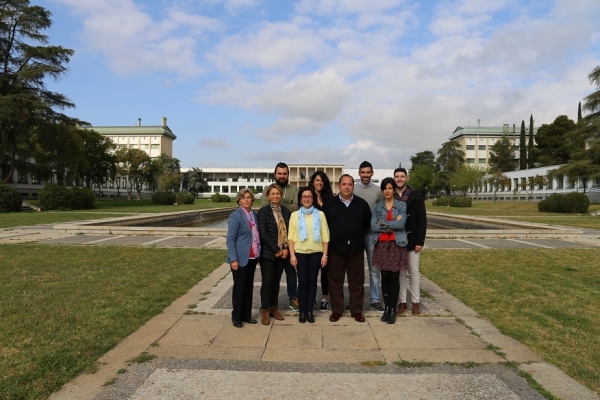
[{"x1": 2, "y1": 223, "x2": 598, "y2": 399}]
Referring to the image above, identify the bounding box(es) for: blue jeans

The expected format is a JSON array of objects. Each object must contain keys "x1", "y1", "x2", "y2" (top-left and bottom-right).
[{"x1": 366, "y1": 233, "x2": 381, "y2": 304}]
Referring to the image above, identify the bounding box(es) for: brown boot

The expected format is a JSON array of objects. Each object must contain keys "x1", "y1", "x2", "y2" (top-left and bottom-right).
[
  {"x1": 412, "y1": 303, "x2": 421, "y2": 316},
  {"x1": 261, "y1": 309, "x2": 270, "y2": 325},
  {"x1": 396, "y1": 303, "x2": 407, "y2": 314},
  {"x1": 269, "y1": 306, "x2": 285, "y2": 321}
]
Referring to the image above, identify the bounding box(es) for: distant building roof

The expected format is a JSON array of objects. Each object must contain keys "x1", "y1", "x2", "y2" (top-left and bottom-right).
[
  {"x1": 89, "y1": 118, "x2": 177, "y2": 140},
  {"x1": 449, "y1": 125, "x2": 537, "y2": 140}
]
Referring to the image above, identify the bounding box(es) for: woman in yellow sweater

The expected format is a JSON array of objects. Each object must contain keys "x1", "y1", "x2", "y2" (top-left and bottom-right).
[{"x1": 288, "y1": 187, "x2": 330, "y2": 323}]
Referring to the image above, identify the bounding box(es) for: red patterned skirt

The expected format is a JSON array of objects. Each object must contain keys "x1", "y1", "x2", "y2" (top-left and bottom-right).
[{"x1": 372, "y1": 240, "x2": 408, "y2": 272}]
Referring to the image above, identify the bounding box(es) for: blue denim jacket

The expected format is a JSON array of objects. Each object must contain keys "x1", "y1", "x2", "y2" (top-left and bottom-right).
[{"x1": 368, "y1": 199, "x2": 408, "y2": 250}]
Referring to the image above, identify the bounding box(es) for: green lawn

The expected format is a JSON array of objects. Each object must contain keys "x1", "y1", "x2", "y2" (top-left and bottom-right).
[
  {"x1": 0, "y1": 244, "x2": 226, "y2": 400},
  {"x1": 428, "y1": 201, "x2": 600, "y2": 230},
  {"x1": 421, "y1": 249, "x2": 600, "y2": 395}
]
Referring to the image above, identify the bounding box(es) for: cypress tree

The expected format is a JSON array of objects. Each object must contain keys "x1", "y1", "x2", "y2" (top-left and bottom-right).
[
  {"x1": 578, "y1": 101, "x2": 582, "y2": 123},
  {"x1": 528, "y1": 115, "x2": 534, "y2": 168},
  {"x1": 519, "y1": 120, "x2": 527, "y2": 170}
]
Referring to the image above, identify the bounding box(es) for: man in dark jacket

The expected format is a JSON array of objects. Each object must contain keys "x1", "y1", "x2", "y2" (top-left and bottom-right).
[
  {"x1": 393, "y1": 167, "x2": 426, "y2": 316},
  {"x1": 322, "y1": 174, "x2": 372, "y2": 322}
]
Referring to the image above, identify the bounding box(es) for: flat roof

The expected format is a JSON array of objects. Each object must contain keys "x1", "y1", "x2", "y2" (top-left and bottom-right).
[
  {"x1": 449, "y1": 126, "x2": 537, "y2": 140},
  {"x1": 89, "y1": 125, "x2": 177, "y2": 140}
]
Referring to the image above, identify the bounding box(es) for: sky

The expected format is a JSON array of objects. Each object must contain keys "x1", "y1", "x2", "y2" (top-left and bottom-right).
[{"x1": 37, "y1": 0, "x2": 600, "y2": 169}]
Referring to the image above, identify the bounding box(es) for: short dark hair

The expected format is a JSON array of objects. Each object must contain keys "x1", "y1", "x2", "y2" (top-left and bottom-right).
[
  {"x1": 297, "y1": 186, "x2": 316, "y2": 206},
  {"x1": 394, "y1": 167, "x2": 408, "y2": 176},
  {"x1": 274, "y1": 162, "x2": 289, "y2": 174},
  {"x1": 380, "y1": 177, "x2": 397, "y2": 191},
  {"x1": 359, "y1": 161, "x2": 373, "y2": 170},
  {"x1": 338, "y1": 174, "x2": 354, "y2": 184}
]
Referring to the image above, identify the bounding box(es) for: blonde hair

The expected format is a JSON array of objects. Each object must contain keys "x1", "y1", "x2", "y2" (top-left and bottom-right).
[{"x1": 235, "y1": 188, "x2": 255, "y2": 204}]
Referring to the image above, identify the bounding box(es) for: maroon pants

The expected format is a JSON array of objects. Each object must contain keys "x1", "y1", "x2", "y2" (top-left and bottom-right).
[{"x1": 328, "y1": 251, "x2": 364, "y2": 315}]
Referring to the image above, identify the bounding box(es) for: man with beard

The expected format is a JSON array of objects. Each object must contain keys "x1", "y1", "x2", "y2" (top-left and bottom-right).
[
  {"x1": 262, "y1": 162, "x2": 299, "y2": 310},
  {"x1": 393, "y1": 167, "x2": 426, "y2": 316}
]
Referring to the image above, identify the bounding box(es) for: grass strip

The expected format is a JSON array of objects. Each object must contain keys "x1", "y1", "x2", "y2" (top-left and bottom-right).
[
  {"x1": 0, "y1": 244, "x2": 226, "y2": 400},
  {"x1": 420, "y1": 248, "x2": 600, "y2": 395}
]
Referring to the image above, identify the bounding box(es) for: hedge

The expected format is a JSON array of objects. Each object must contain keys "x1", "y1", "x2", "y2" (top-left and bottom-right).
[
  {"x1": 538, "y1": 192, "x2": 589, "y2": 214},
  {"x1": 210, "y1": 193, "x2": 231, "y2": 203},
  {"x1": 39, "y1": 184, "x2": 96, "y2": 210},
  {"x1": 449, "y1": 197, "x2": 472, "y2": 207},
  {"x1": 176, "y1": 193, "x2": 195, "y2": 205},
  {"x1": 152, "y1": 192, "x2": 176, "y2": 205},
  {"x1": 0, "y1": 184, "x2": 23, "y2": 212}
]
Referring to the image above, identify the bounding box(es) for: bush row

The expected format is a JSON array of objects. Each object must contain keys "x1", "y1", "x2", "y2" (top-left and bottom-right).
[
  {"x1": 538, "y1": 192, "x2": 589, "y2": 213},
  {"x1": 0, "y1": 184, "x2": 23, "y2": 212},
  {"x1": 432, "y1": 196, "x2": 472, "y2": 208},
  {"x1": 39, "y1": 184, "x2": 95, "y2": 210},
  {"x1": 210, "y1": 193, "x2": 231, "y2": 202}
]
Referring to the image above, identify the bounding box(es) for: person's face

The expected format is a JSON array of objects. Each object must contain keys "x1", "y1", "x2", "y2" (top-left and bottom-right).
[
  {"x1": 383, "y1": 183, "x2": 395, "y2": 199},
  {"x1": 274, "y1": 167, "x2": 289, "y2": 187},
  {"x1": 313, "y1": 175, "x2": 324, "y2": 192},
  {"x1": 358, "y1": 167, "x2": 373, "y2": 185},
  {"x1": 267, "y1": 188, "x2": 282, "y2": 205},
  {"x1": 238, "y1": 192, "x2": 253, "y2": 210},
  {"x1": 339, "y1": 176, "x2": 354, "y2": 199},
  {"x1": 394, "y1": 172, "x2": 407, "y2": 190},
  {"x1": 300, "y1": 190, "x2": 314, "y2": 208}
]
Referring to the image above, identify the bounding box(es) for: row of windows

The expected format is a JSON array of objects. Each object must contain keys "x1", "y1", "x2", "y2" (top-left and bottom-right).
[
  {"x1": 466, "y1": 145, "x2": 521, "y2": 151},
  {"x1": 466, "y1": 158, "x2": 487, "y2": 164},
  {"x1": 117, "y1": 144, "x2": 160, "y2": 149}
]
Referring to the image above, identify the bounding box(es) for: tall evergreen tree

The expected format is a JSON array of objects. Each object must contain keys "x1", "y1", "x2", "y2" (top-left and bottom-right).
[
  {"x1": 528, "y1": 115, "x2": 535, "y2": 168},
  {"x1": 519, "y1": 120, "x2": 527, "y2": 170},
  {"x1": 489, "y1": 135, "x2": 517, "y2": 172},
  {"x1": 578, "y1": 102, "x2": 583, "y2": 123}
]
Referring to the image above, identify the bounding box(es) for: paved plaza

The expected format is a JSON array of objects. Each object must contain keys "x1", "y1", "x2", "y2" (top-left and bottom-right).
[{"x1": 1, "y1": 222, "x2": 599, "y2": 399}]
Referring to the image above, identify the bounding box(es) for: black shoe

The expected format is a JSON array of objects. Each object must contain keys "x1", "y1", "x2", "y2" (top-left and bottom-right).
[
  {"x1": 307, "y1": 311, "x2": 315, "y2": 323},
  {"x1": 345, "y1": 304, "x2": 350, "y2": 310},
  {"x1": 232, "y1": 320, "x2": 243, "y2": 328},
  {"x1": 387, "y1": 309, "x2": 397, "y2": 324},
  {"x1": 381, "y1": 307, "x2": 390, "y2": 322},
  {"x1": 242, "y1": 317, "x2": 257, "y2": 324},
  {"x1": 371, "y1": 302, "x2": 385, "y2": 313},
  {"x1": 299, "y1": 312, "x2": 307, "y2": 323}
]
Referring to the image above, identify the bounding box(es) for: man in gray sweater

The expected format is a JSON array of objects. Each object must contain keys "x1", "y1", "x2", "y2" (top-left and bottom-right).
[{"x1": 353, "y1": 161, "x2": 384, "y2": 312}]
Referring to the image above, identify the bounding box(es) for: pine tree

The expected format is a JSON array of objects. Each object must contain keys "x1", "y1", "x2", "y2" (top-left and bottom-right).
[
  {"x1": 578, "y1": 102, "x2": 582, "y2": 123},
  {"x1": 519, "y1": 120, "x2": 527, "y2": 170},
  {"x1": 528, "y1": 115, "x2": 534, "y2": 168}
]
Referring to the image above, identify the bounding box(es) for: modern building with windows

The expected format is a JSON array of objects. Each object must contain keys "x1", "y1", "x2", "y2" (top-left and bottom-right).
[{"x1": 449, "y1": 123, "x2": 538, "y2": 168}]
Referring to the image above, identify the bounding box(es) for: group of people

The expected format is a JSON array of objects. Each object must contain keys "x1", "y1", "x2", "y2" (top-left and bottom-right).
[{"x1": 225, "y1": 161, "x2": 426, "y2": 328}]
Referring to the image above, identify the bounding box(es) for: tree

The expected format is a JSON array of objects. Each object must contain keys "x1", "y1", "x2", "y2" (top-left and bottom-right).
[
  {"x1": 410, "y1": 150, "x2": 436, "y2": 169},
  {"x1": 151, "y1": 153, "x2": 181, "y2": 192},
  {"x1": 0, "y1": 0, "x2": 83, "y2": 183},
  {"x1": 182, "y1": 168, "x2": 209, "y2": 193},
  {"x1": 487, "y1": 170, "x2": 511, "y2": 203},
  {"x1": 519, "y1": 120, "x2": 527, "y2": 170},
  {"x1": 533, "y1": 115, "x2": 577, "y2": 166},
  {"x1": 408, "y1": 165, "x2": 434, "y2": 195},
  {"x1": 488, "y1": 135, "x2": 517, "y2": 172},
  {"x1": 519, "y1": 175, "x2": 547, "y2": 201},
  {"x1": 528, "y1": 115, "x2": 535, "y2": 168},
  {"x1": 582, "y1": 66, "x2": 600, "y2": 119},
  {"x1": 549, "y1": 160, "x2": 600, "y2": 194},
  {"x1": 578, "y1": 101, "x2": 583, "y2": 123},
  {"x1": 433, "y1": 141, "x2": 464, "y2": 196},
  {"x1": 448, "y1": 164, "x2": 486, "y2": 197},
  {"x1": 81, "y1": 130, "x2": 115, "y2": 196},
  {"x1": 115, "y1": 148, "x2": 151, "y2": 200}
]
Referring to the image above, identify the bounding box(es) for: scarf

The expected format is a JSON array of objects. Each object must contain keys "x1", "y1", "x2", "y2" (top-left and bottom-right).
[
  {"x1": 242, "y1": 207, "x2": 260, "y2": 258},
  {"x1": 270, "y1": 203, "x2": 288, "y2": 249},
  {"x1": 298, "y1": 206, "x2": 321, "y2": 243}
]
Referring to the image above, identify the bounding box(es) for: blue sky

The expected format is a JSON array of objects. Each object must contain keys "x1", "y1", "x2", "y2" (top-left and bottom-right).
[{"x1": 38, "y1": 0, "x2": 600, "y2": 169}]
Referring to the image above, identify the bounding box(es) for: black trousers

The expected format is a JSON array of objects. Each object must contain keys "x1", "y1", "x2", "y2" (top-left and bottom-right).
[
  {"x1": 381, "y1": 270, "x2": 400, "y2": 309},
  {"x1": 231, "y1": 258, "x2": 257, "y2": 323},
  {"x1": 328, "y1": 251, "x2": 364, "y2": 315},
  {"x1": 320, "y1": 265, "x2": 329, "y2": 296},
  {"x1": 259, "y1": 257, "x2": 285, "y2": 310},
  {"x1": 296, "y1": 252, "x2": 322, "y2": 313}
]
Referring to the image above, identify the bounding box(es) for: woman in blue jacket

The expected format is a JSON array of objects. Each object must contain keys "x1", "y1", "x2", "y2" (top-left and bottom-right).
[
  {"x1": 226, "y1": 188, "x2": 261, "y2": 328},
  {"x1": 370, "y1": 177, "x2": 408, "y2": 324}
]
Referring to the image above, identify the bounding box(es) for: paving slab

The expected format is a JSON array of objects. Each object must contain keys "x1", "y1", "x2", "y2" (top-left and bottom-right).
[
  {"x1": 44, "y1": 235, "x2": 110, "y2": 244},
  {"x1": 524, "y1": 238, "x2": 597, "y2": 248},
  {"x1": 425, "y1": 239, "x2": 480, "y2": 249},
  {"x1": 521, "y1": 363, "x2": 600, "y2": 400},
  {"x1": 468, "y1": 238, "x2": 540, "y2": 249},
  {"x1": 153, "y1": 236, "x2": 215, "y2": 247}
]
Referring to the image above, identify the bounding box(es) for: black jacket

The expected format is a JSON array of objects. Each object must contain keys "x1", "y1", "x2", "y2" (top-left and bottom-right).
[
  {"x1": 257, "y1": 204, "x2": 291, "y2": 261},
  {"x1": 322, "y1": 195, "x2": 371, "y2": 255},
  {"x1": 396, "y1": 186, "x2": 426, "y2": 251}
]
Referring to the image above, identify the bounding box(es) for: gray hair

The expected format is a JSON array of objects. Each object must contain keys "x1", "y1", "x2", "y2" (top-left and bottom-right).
[{"x1": 235, "y1": 188, "x2": 255, "y2": 204}]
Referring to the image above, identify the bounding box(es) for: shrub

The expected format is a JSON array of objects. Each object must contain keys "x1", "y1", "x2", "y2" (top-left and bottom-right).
[
  {"x1": 542, "y1": 193, "x2": 564, "y2": 212},
  {"x1": 0, "y1": 184, "x2": 22, "y2": 212},
  {"x1": 176, "y1": 193, "x2": 195, "y2": 205},
  {"x1": 561, "y1": 192, "x2": 589, "y2": 214},
  {"x1": 69, "y1": 187, "x2": 95, "y2": 209},
  {"x1": 433, "y1": 197, "x2": 449, "y2": 206},
  {"x1": 152, "y1": 192, "x2": 176, "y2": 205},
  {"x1": 449, "y1": 197, "x2": 472, "y2": 207},
  {"x1": 39, "y1": 184, "x2": 71, "y2": 210},
  {"x1": 210, "y1": 193, "x2": 231, "y2": 203},
  {"x1": 537, "y1": 199, "x2": 549, "y2": 212}
]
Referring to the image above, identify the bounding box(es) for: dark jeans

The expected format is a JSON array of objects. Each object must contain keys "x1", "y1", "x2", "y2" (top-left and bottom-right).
[
  {"x1": 284, "y1": 258, "x2": 298, "y2": 300},
  {"x1": 259, "y1": 257, "x2": 285, "y2": 310},
  {"x1": 320, "y1": 265, "x2": 329, "y2": 296},
  {"x1": 381, "y1": 270, "x2": 400, "y2": 309},
  {"x1": 296, "y1": 252, "x2": 322, "y2": 313},
  {"x1": 328, "y1": 251, "x2": 365, "y2": 315},
  {"x1": 231, "y1": 259, "x2": 257, "y2": 323}
]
